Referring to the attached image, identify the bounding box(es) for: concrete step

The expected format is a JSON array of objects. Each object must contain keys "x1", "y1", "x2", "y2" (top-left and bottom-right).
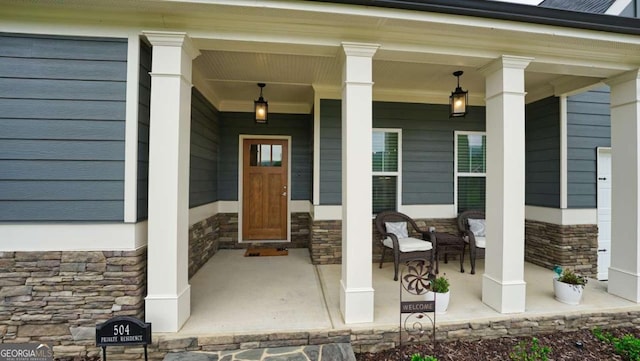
[{"x1": 163, "y1": 343, "x2": 356, "y2": 361}]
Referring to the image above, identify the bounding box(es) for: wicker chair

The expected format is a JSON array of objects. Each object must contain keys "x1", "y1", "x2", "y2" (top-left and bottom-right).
[
  {"x1": 375, "y1": 211, "x2": 435, "y2": 281},
  {"x1": 457, "y1": 210, "x2": 486, "y2": 274}
]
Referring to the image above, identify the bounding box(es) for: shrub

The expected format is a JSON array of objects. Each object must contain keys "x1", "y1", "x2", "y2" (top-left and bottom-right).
[
  {"x1": 509, "y1": 337, "x2": 551, "y2": 361},
  {"x1": 411, "y1": 354, "x2": 437, "y2": 361},
  {"x1": 593, "y1": 327, "x2": 640, "y2": 360}
]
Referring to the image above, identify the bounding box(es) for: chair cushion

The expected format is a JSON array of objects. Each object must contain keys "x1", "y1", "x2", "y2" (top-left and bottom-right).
[
  {"x1": 385, "y1": 221, "x2": 408, "y2": 239},
  {"x1": 383, "y1": 237, "x2": 433, "y2": 252},
  {"x1": 468, "y1": 218, "x2": 486, "y2": 237},
  {"x1": 474, "y1": 236, "x2": 486, "y2": 248}
]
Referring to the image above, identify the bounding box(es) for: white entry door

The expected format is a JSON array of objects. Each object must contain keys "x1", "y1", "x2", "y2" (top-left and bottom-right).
[{"x1": 597, "y1": 147, "x2": 612, "y2": 281}]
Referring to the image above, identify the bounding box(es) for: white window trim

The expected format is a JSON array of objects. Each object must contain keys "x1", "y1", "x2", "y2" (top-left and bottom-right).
[
  {"x1": 454, "y1": 130, "x2": 486, "y2": 213},
  {"x1": 372, "y1": 128, "x2": 402, "y2": 213}
]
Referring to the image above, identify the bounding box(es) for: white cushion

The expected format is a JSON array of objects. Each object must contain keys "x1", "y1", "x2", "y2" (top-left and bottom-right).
[
  {"x1": 385, "y1": 221, "x2": 408, "y2": 239},
  {"x1": 383, "y1": 237, "x2": 433, "y2": 252},
  {"x1": 468, "y1": 218, "x2": 486, "y2": 237},
  {"x1": 474, "y1": 236, "x2": 486, "y2": 248}
]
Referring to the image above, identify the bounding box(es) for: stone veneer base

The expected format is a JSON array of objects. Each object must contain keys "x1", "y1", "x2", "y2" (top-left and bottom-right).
[
  {"x1": 46, "y1": 310, "x2": 640, "y2": 359},
  {"x1": 525, "y1": 220, "x2": 598, "y2": 278}
]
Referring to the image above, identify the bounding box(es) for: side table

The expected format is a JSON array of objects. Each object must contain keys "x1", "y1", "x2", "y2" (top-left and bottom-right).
[{"x1": 429, "y1": 231, "x2": 466, "y2": 274}]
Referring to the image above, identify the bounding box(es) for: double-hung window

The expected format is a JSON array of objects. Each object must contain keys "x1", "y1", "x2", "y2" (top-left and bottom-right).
[
  {"x1": 455, "y1": 131, "x2": 486, "y2": 213},
  {"x1": 372, "y1": 129, "x2": 401, "y2": 214}
]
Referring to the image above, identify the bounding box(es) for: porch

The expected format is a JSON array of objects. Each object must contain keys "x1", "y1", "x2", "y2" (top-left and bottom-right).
[{"x1": 162, "y1": 248, "x2": 640, "y2": 353}]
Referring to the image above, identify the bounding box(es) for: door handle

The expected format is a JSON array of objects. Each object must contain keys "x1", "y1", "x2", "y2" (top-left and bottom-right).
[
  {"x1": 282, "y1": 192, "x2": 287, "y2": 196},
  {"x1": 598, "y1": 249, "x2": 607, "y2": 252}
]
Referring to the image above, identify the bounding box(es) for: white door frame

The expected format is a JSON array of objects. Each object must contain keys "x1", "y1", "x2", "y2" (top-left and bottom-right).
[{"x1": 238, "y1": 134, "x2": 292, "y2": 243}]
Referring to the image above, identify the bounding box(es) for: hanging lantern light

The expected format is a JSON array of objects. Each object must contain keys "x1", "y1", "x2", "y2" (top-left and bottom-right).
[{"x1": 449, "y1": 71, "x2": 468, "y2": 118}]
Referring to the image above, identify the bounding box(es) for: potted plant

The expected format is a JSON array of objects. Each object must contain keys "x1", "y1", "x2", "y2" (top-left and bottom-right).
[
  {"x1": 426, "y1": 275, "x2": 450, "y2": 313},
  {"x1": 553, "y1": 266, "x2": 587, "y2": 305}
]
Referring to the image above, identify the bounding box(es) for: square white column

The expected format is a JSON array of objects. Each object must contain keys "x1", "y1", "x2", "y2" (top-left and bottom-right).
[
  {"x1": 143, "y1": 31, "x2": 200, "y2": 332},
  {"x1": 480, "y1": 55, "x2": 533, "y2": 313},
  {"x1": 606, "y1": 69, "x2": 640, "y2": 302},
  {"x1": 340, "y1": 42, "x2": 379, "y2": 324}
]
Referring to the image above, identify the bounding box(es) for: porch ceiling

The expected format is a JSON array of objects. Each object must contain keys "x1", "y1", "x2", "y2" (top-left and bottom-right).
[{"x1": 4, "y1": 0, "x2": 638, "y2": 112}]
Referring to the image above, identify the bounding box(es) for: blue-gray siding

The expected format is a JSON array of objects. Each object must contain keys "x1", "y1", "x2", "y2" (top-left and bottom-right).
[
  {"x1": 190, "y1": 88, "x2": 220, "y2": 208},
  {"x1": 319, "y1": 99, "x2": 485, "y2": 205},
  {"x1": 0, "y1": 33, "x2": 127, "y2": 221},
  {"x1": 567, "y1": 86, "x2": 611, "y2": 208},
  {"x1": 525, "y1": 96, "x2": 561, "y2": 208},
  {"x1": 218, "y1": 112, "x2": 313, "y2": 201},
  {"x1": 137, "y1": 40, "x2": 151, "y2": 220}
]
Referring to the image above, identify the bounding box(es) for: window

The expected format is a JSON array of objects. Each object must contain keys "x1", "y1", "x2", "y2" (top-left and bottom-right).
[
  {"x1": 455, "y1": 132, "x2": 486, "y2": 213},
  {"x1": 373, "y1": 129, "x2": 401, "y2": 214}
]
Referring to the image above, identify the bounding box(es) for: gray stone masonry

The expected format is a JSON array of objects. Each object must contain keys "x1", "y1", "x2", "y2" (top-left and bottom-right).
[
  {"x1": 309, "y1": 218, "x2": 458, "y2": 265},
  {"x1": 216, "y1": 213, "x2": 310, "y2": 250},
  {"x1": 51, "y1": 309, "x2": 640, "y2": 360},
  {"x1": 0, "y1": 248, "x2": 146, "y2": 356},
  {"x1": 189, "y1": 215, "x2": 220, "y2": 278},
  {"x1": 525, "y1": 220, "x2": 598, "y2": 278}
]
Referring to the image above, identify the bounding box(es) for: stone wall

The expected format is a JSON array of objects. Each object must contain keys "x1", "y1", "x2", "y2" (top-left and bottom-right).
[
  {"x1": 310, "y1": 220, "x2": 342, "y2": 265},
  {"x1": 525, "y1": 220, "x2": 598, "y2": 277},
  {"x1": 56, "y1": 309, "x2": 640, "y2": 359},
  {"x1": 0, "y1": 248, "x2": 146, "y2": 356},
  {"x1": 310, "y1": 218, "x2": 458, "y2": 265},
  {"x1": 216, "y1": 213, "x2": 310, "y2": 250},
  {"x1": 189, "y1": 214, "x2": 220, "y2": 278}
]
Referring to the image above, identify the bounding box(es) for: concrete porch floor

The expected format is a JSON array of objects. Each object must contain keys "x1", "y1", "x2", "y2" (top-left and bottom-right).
[{"x1": 177, "y1": 248, "x2": 639, "y2": 337}]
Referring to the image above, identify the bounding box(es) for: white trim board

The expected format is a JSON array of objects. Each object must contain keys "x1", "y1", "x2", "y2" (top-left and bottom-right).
[
  {"x1": 313, "y1": 204, "x2": 457, "y2": 221},
  {"x1": 525, "y1": 206, "x2": 597, "y2": 225},
  {"x1": 124, "y1": 34, "x2": 141, "y2": 222},
  {"x1": 0, "y1": 222, "x2": 147, "y2": 251}
]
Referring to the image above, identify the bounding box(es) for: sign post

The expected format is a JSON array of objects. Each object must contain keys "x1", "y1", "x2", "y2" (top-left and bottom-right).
[
  {"x1": 96, "y1": 316, "x2": 151, "y2": 361},
  {"x1": 399, "y1": 260, "x2": 436, "y2": 350}
]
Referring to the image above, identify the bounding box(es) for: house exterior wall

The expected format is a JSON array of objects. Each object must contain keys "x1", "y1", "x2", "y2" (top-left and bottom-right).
[
  {"x1": 190, "y1": 88, "x2": 220, "y2": 208},
  {"x1": 137, "y1": 40, "x2": 151, "y2": 221},
  {"x1": 525, "y1": 96, "x2": 561, "y2": 208},
  {"x1": 218, "y1": 112, "x2": 313, "y2": 201},
  {"x1": 566, "y1": 86, "x2": 611, "y2": 208},
  {"x1": 318, "y1": 99, "x2": 486, "y2": 206},
  {"x1": 0, "y1": 33, "x2": 128, "y2": 221}
]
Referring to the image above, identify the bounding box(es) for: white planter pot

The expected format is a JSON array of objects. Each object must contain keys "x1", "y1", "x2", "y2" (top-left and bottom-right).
[
  {"x1": 553, "y1": 278, "x2": 584, "y2": 305},
  {"x1": 426, "y1": 291, "x2": 450, "y2": 313}
]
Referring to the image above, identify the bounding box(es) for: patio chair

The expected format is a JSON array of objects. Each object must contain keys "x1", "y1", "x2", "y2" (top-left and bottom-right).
[
  {"x1": 375, "y1": 211, "x2": 435, "y2": 281},
  {"x1": 457, "y1": 210, "x2": 486, "y2": 274}
]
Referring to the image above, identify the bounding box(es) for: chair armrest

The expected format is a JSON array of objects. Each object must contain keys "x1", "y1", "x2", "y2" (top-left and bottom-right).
[{"x1": 381, "y1": 232, "x2": 400, "y2": 250}]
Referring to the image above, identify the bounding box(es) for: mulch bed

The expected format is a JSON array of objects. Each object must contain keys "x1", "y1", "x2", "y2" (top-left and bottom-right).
[{"x1": 356, "y1": 327, "x2": 640, "y2": 361}]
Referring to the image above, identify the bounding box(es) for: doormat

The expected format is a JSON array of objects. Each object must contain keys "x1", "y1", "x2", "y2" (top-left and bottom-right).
[{"x1": 244, "y1": 247, "x2": 288, "y2": 257}]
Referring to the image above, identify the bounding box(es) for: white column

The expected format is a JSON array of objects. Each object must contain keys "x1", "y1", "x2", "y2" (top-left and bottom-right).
[
  {"x1": 607, "y1": 69, "x2": 640, "y2": 302},
  {"x1": 143, "y1": 31, "x2": 200, "y2": 332},
  {"x1": 340, "y1": 42, "x2": 379, "y2": 324},
  {"x1": 480, "y1": 55, "x2": 533, "y2": 313}
]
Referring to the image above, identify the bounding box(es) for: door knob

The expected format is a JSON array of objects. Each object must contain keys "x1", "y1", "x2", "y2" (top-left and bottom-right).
[{"x1": 282, "y1": 192, "x2": 287, "y2": 196}]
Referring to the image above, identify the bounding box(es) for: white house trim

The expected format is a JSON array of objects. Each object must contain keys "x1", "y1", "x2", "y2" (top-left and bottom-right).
[
  {"x1": 313, "y1": 86, "x2": 323, "y2": 205},
  {"x1": 0, "y1": 222, "x2": 147, "y2": 251},
  {"x1": 606, "y1": 0, "x2": 633, "y2": 15},
  {"x1": 560, "y1": 95, "x2": 568, "y2": 209},
  {"x1": 525, "y1": 206, "x2": 597, "y2": 225},
  {"x1": 124, "y1": 34, "x2": 141, "y2": 223},
  {"x1": 400, "y1": 205, "x2": 458, "y2": 219}
]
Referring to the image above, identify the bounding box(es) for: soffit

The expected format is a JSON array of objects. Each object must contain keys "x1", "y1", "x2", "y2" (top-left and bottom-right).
[{"x1": 4, "y1": 0, "x2": 639, "y2": 110}]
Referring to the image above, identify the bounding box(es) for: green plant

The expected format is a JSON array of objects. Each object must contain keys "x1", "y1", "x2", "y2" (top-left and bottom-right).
[
  {"x1": 593, "y1": 327, "x2": 640, "y2": 360},
  {"x1": 557, "y1": 268, "x2": 587, "y2": 286},
  {"x1": 509, "y1": 337, "x2": 551, "y2": 361},
  {"x1": 410, "y1": 353, "x2": 438, "y2": 361},
  {"x1": 430, "y1": 275, "x2": 450, "y2": 293}
]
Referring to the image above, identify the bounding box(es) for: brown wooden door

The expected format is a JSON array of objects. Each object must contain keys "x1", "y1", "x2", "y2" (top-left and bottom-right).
[{"x1": 242, "y1": 139, "x2": 288, "y2": 240}]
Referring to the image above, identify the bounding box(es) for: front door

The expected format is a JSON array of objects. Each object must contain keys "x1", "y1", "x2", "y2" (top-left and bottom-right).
[
  {"x1": 242, "y1": 139, "x2": 288, "y2": 241},
  {"x1": 597, "y1": 147, "x2": 611, "y2": 281}
]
